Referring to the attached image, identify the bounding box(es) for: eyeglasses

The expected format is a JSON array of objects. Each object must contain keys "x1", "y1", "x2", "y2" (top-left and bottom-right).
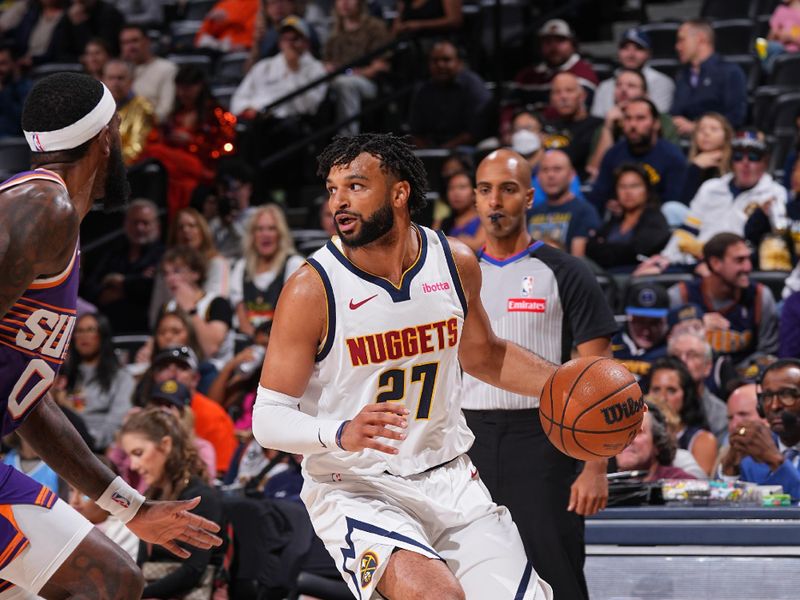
[
  {"x1": 758, "y1": 387, "x2": 800, "y2": 407},
  {"x1": 732, "y1": 151, "x2": 764, "y2": 163}
]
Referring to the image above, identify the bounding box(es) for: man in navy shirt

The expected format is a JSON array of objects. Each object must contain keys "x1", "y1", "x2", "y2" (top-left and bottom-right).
[
  {"x1": 528, "y1": 149, "x2": 600, "y2": 256},
  {"x1": 588, "y1": 97, "x2": 688, "y2": 213},
  {"x1": 672, "y1": 19, "x2": 747, "y2": 135}
]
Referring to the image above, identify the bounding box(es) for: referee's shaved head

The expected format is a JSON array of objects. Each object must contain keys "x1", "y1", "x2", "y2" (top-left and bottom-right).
[{"x1": 477, "y1": 148, "x2": 532, "y2": 187}]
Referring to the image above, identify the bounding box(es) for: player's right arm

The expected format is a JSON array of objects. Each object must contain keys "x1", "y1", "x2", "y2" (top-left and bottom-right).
[
  {"x1": 0, "y1": 181, "x2": 79, "y2": 317},
  {"x1": 254, "y1": 265, "x2": 407, "y2": 455}
]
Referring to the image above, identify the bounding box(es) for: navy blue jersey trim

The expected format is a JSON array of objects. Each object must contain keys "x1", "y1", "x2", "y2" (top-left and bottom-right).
[
  {"x1": 325, "y1": 224, "x2": 428, "y2": 302},
  {"x1": 477, "y1": 241, "x2": 544, "y2": 266},
  {"x1": 340, "y1": 516, "x2": 441, "y2": 598},
  {"x1": 514, "y1": 562, "x2": 534, "y2": 600},
  {"x1": 306, "y1": 258, "x2": 336, "y2": 362},
  {"x1": 436, "y1": 231, "x2": 468, "y2": 318}
]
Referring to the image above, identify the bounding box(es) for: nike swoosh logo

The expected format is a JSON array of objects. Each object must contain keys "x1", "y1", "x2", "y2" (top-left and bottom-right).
[
  {"x1": 470, "y1": 468, "x2": 478, "y2": 479},
  {"x1": 318, "y1": 429, "x2": 327, "y2": 448},
  {"x1": 349, "y1": 294, "x2": 378, "y2": 310}
]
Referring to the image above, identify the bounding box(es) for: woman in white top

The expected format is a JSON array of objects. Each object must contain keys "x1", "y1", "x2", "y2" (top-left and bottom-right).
[
  {"x1": 230, "y1": 204, "x2": 304, "y2": 337},
  {"x1": 149, "y1": 207, "x2": 230, "y2": 328}
]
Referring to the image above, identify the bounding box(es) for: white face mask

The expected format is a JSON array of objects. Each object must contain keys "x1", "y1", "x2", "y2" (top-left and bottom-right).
[{"x1": 511, "y1": 129, "x2": 541, "y2": 157}]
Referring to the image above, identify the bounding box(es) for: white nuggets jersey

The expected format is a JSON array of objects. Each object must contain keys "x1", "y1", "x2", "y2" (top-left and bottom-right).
[{"x1": 301, "y1": 225, "x2": 474, "y2": 478}]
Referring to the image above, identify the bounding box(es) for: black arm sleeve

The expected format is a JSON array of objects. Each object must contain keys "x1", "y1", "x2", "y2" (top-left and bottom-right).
[
  {"x1": 206, "y1": 297, "x2": 234, "y2": 327},
  {"x1": 140, "y1": 482, "x2": 224, "y2": 599},
  {"x1": 537, "y1": 246, "x2": 618, "y2": 361}
]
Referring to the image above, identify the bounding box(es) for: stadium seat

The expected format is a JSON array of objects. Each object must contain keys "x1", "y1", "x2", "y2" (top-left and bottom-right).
[
  {"x1": 639, "y1": 22, "x2": 680, "y2": 60},
  {"x1": 211, "y1": 84, "x2": 237, "y2": 111},
  {"x1": 753, "y1": 85, "x2": 785, "y2": 132},
  {"x1": 769, "y1": 53, "x2": 800, "y2": 86},
  {"x1": 184, "y1": 0, "x2": 216, "y2": 21},
  {"x1": 30, "y1": 62, "x2": 83, "y2": 80},
  {"x1": 648, "y1": 58, "x2": 681, "y2": 81},
  {"x1": 0, "y1": 138, "x2": 29, "y2": 181},
  {"x1": 725, "y1": 54, "x2": 760, "y2": 93},
  {"x1": 590, "y1": 61, "x2": 615, "y2": 82},
  {"x1": 289, "y1": 572, "x2": 351, "y2": 600},
  {"x1": 214, "y1": 51, "x2": 249, "y2": 85},
  {"x1": 111, "y1": 335, "x2": 151, "y2": 366},
  {"x1": 413, "y1": 148, "x2": 452, "y2": 197},
  {"x1": 627, "y1": 272, "x2": 695, "y2": 291},
  {"x1": 701, "y1": 0, "x2": 756, "y2": 20},
  {"x1": 711, "y1": 19, "x2": 755, "y2": 56},
  {"x1": 754, "y1": 0, "x2": 781, "y2": 18},
  {"x1": 751, "y1": 270, "x2": 788, "y2": 300},
  {"x1": 167, "y1": 53, "x2": 213, "y2": 75},
  {"x1": 770, "y1": 91, "x2": 800, "y2": 131},
  {"x1": 767, "y1": 130, "x2": 793, "y2": 181},
  {"x1": 169, "y1": 20, "x2": 203, "y2": 53},
  {"x1": 756, "y1": 13, "x2": 771, "y2": 38}
]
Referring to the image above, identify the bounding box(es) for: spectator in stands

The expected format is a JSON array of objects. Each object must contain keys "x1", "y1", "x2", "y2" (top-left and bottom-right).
[
  {"x1": 716, "y1": 382, "x2": 763, "y2": 468},
  {"x1": 133, "y1": 309, "x2": 218, "y2": 395},
  {"x1": 120, "y1": 408, "x2": 225, "y2": 597},
  {"x1": 60, "y1": 313, "x2": 134, "y2": 452},
  {"x1": 142, "y1": 65, "x2": 237, "y2": 218},
  {"x1": 120, "y1": 25, "x2": 178, "y2": 123},
  {"x1": 438, "y1": 171, "x2": 484, "y2": 252},
  {"x1": 760, "y1": 0, "x2": 800, "y2": 72},
  {"x1": 649, "y1": 357, "x2": 718, "y2": 475},
  {"x1": 149, "y1": 207, "x2": 231, "y2": 326},
  {"x1": 161, "y1": 246, "x2": 234, "y2": 369},
  {"x1": 668, "y1": 233, "x2": 780, "y2": 366},
  {"x1": 720, "y1": 359, "x2": 800, "y2": 500},
  {"x1": 249, "y1": 0, "x2": 320, "y2": 64},
  {"x1": 79, "y1": 36, "x2": 110, "y2": 80},
  {"x1": 540, "y1": 72, "x2": 603, "y2": 180},
  {"x1": 781, "y1": 289, "x2": 800, "y2": 358},
  {"x1": 612, "y1": 281, "x2": 670, "y2": 378},
  {"x1": 514, "y1": 19, "x2": 598, "y2": 97},
  {"x1": 64, "y1": 0, "x2": 124, "y2": 56},
  {"x1": 145, "y1": 379, "x2": 218, "y2": 480},
  {"x1": 671, "y1": 19, "x2": 747, "y2": 134},
  {"x1": 6, "y1": 0, "x2": 69, "y2": 66},
  {"x1": 393, "y1": 0, "x2": 462, "y2": 36},
  {"x1": 113, "y1": 0, "x2": 162, "y2": 26},
  {"x1": 67, "y1": 460, "x2": 140, "y2": 561},
  {"x1": 83, "y1": 199, "x2": 163, "y2": 334},
  {"x1": 324, "y1": 0, "x2": 392, "y2": 136},
  {"x1": 591, "y1": 27, "x2": 675, "y2": 116},
  {"x1": 103, "y1": 58, "x2": 155, "y2": 165},
  {"x1": 668, "y1": 331, "x2": 728, "y2": 439},
  {"x1": 615, "y1": 402, "x2": 696, "y2": 481},
  {"x1": 195, "y1": 0, "x2": 259, "y2": 53},
  {"x1": 0, "y1": 43, "x2": 31, "y2": 138},
  {"x1": 588, "y1": 97, "x2": 688, "y2": 217},
  {"x1": 150, "y1": 346, "x2": 237, "y2": 474},
  {"x1": 209, "y1": 160, "x2": 257, "y2": 261},
  {"x1": 587, "y1": 70, "x2": 679, "y2": 178},
  {"x1": 231, "y1": 205, "x2": 304, "y2": 336},
  {"x1": 585, "y1": 163, "x2": 670, "y2": 272},
  {"x1": 408, "y1": 40, "x2": 490, "y2": 149},
  {"x1": 678, "y1": 112, "x2": 733, "y2": 205},
  {"x1": 527, "y1": 149, "x2": 600, "y2": 257},
  {"x1": 659, "y1": 131, "x2": 788, "y2": 267}
]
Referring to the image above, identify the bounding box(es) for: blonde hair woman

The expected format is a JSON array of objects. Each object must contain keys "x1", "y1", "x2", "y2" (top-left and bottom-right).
[
  {"x1": 680, "y1": 112, "x2": 734, "y2": 204},
  {"x1": 230, "y1": 204, "x2": 304, "y2": 336}
]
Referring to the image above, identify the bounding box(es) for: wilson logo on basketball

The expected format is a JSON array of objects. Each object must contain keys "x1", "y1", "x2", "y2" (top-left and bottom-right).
[
  {"x1": 507, "y1": 298, "x2": 546, "y2": 313},
  {"x1": 600, "y1": 395, "x2": 645, "y2": 425}
]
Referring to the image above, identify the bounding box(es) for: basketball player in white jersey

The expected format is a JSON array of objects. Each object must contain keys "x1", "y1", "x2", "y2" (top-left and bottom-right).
[
  {"x1": 253, "y1": 134, "x2": 566, "y2": 599},
  {"x1": 463, "y1": 149, "x2": 618, "y2": 599}
]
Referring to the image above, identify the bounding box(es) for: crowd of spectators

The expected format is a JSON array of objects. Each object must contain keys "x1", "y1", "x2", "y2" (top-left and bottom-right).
[{"x1": 5, "y1": 0, "x2": 800, "y2": 596}]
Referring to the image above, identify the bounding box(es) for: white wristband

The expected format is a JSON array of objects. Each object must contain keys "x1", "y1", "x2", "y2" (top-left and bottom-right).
[{"x1": 96, "y1": 476, "x2": 146, "y2": 523}]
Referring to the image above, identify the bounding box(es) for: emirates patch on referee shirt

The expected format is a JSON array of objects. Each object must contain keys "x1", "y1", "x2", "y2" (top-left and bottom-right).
[{"x1": 507, "y1": 298, "x2": 546, "y2": 312}]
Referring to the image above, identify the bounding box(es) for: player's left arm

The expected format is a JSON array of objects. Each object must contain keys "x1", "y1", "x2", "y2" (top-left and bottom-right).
[
  {"x1": 18, "y1": 395, "x2": 221, "y2": 558},
  {"x1": 453, "y1": 239, "x2": 557, "y2": 396}
]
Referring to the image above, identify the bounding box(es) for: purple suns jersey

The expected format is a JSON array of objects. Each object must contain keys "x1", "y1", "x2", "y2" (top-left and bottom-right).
[{"x1": 0, "y1": 169, "x2": 78, "y2": 437}]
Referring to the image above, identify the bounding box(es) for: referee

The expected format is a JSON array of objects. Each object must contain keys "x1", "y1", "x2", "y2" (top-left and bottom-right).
[{"x1": 463, "y1": 148, "x2": 618, "y2": 600}]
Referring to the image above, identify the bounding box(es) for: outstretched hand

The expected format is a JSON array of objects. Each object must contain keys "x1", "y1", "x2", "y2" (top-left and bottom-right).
[{"x1": 127, "y1": 497, "x2": 222, "y2": 559}]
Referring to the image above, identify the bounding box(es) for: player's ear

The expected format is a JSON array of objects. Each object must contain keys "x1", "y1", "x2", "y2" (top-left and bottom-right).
[
  {"x1": 392, "y1": 180, "x2": 410, "y2": 209},
  {"x1": 526, "y1": 187, "x2": 534, "y2": 210}
]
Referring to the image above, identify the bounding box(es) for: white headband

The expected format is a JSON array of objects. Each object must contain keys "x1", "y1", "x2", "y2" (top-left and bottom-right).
[{"x1": 23, "y1": 83, "x2": 116, "y2": 153}]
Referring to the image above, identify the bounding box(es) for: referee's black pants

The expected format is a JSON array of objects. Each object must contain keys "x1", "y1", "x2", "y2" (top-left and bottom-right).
[{"x1": 464, "y1": 408, "x2": 589, "y2": 600}]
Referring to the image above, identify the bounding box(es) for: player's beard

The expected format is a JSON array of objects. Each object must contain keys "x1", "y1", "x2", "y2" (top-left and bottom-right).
[
  {"x1": 102, "y1": 140, "x2": 131, "y2": 212},
  {"x1": 337, "y1": 200, "x2": 394, "y2": 248}
]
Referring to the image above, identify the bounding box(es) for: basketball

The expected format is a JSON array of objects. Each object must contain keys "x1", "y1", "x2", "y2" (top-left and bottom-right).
[{"x1": 539, "y1": 357, "x2": 644, "y2": 461}]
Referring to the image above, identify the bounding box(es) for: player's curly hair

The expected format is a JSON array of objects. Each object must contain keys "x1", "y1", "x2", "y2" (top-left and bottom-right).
[
  {"x1": 120, "y1": 407, "x2": 208, "y2": 500},
  {"x1": 316, "y1": 133, "x2": 429, "y2": 216}
]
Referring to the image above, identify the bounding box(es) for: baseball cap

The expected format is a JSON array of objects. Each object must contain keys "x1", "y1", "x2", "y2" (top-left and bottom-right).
[
  {"x1": 150, "y1": 379, "x2": 191, "y2": 409},
  {"x1": 731, "y1": 129, "x2": 767, "y2": 153},
  {"x1": 511, "y1": 129, "x2": 541, "y2": 156},
  {"x1": 619, "y1": 27, "x2": 651, "y2": 50},
  {"x1": 667, "y1": 303, "x2": 704, "y2": 330},
  {"x1": 153, "y1": 346, "x2": 199, "y2": 371},
  {"x1": 279, "y1": 15, "x2": 310, "y2": 39},
  {"x1": 538, "y1": 19, "x2": 574, "y2": 39},
  {"x1": 624, "y1": 281, "x2": 669, "y2": 318}
]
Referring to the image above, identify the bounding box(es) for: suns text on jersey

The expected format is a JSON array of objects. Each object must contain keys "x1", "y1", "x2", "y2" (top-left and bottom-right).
[{"x1": 346, "y1": 317, "x2": 458, "y2": 367}]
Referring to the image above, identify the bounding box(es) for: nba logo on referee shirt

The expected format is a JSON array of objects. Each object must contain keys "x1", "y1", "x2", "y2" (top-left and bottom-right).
[
  {"x1": 521, "y1": 275, "x2": 534, "y2": 297},
  {"x1": 360, "y1": 551, "x2": 379, "y2": 588}
]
